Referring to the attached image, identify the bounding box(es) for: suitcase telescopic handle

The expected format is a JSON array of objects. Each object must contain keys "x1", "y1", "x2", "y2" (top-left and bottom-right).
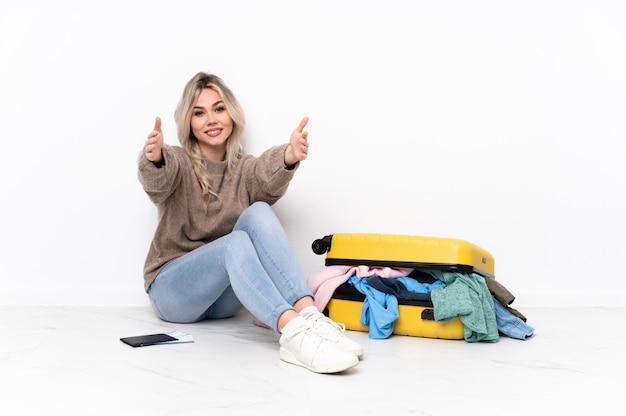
[{"x1": 311, "y1": 235, "x2": 333, "y2": 255}]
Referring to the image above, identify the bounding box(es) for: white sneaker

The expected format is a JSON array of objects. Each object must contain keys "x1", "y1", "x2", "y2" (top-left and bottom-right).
[
  {"x1": 304, "y1": 311, "x2": 364, "y2": 358},
  {"x1": 279, "y1": 324, "x2": 359, "y2": 374}
]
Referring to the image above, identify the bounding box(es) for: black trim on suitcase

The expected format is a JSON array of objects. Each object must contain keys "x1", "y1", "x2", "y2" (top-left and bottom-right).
[
  {"x1": 324, "y1": 258, "x2": 493, "y2": 279},
  {"x1": 330, "y1": 281, "x2": 435, "y2": 307}
]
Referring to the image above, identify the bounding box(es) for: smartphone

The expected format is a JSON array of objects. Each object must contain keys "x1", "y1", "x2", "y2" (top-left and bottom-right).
[{"x1": 120, "y1": 333, "x2": 178, "y2": 347}]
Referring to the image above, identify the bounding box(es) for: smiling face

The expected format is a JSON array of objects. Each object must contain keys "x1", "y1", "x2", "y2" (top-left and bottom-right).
[{"x1": 190, "y1": 88, "x2": 234, "y2": 161}]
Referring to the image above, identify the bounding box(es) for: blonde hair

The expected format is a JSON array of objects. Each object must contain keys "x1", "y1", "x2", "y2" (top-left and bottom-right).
[{"x1": 174, "y1": 72, "x2": 246, "y2": 205}]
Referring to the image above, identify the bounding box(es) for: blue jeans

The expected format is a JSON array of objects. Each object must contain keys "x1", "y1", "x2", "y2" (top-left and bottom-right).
[
  {"x1": 148, "y1": 202, "x2": 312, "y2": 332},
  {"x1": 492, "y1": 297, "x2": 535, "y2": 340}
]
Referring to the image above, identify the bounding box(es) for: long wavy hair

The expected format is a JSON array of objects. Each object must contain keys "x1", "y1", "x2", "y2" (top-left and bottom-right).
[{"x1": 174, "y1": 72, "x2": 246, "y2": 205}]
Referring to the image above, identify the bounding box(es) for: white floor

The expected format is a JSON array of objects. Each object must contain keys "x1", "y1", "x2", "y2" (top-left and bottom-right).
[{"x1": 2, "y1": 305, "x2": 624, "y2": 415}]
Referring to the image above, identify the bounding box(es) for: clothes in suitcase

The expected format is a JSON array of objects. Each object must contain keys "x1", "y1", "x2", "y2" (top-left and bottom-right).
[{"x1": 309, "y1": 233, "x2": 496, "y2": 340}]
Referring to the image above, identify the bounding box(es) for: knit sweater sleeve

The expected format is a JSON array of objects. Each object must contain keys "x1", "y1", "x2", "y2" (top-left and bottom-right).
[
  {"x1": 137, "y1": 145, "x2": 183, "y2": 205},
  {"x1": 243, "y1": 144, "x2": 299, "y2": 204}
]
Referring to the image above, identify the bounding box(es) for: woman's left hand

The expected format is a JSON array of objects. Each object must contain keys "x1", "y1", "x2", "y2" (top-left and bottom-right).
[{"x1": 284, "y1": 116, "x2": 309, "y2": 166}]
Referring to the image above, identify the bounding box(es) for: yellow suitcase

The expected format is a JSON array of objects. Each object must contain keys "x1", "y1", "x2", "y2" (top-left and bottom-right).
[{"x1": 311, "y1": 233, "x2": 495, "y2": 339}]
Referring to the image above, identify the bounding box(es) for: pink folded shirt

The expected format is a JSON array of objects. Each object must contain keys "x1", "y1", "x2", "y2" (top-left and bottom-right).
[{"x1": 307, "y1": 265, "x2": 414, "y2": 311}]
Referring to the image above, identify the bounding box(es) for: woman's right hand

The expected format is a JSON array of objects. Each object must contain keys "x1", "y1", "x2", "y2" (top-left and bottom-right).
[{"x1": 145, "y1": 117, "x2": 164, "y2": 163}]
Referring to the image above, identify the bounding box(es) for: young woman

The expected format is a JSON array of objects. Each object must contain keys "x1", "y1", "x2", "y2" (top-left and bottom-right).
[{"x1": 138, "y1": 72, "x2": 362, "y2": 373}]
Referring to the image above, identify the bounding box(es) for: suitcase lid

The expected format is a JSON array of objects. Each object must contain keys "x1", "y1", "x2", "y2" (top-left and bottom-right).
[{"x1": 312, "y1": 233, "x2": 495, "y2": 279}]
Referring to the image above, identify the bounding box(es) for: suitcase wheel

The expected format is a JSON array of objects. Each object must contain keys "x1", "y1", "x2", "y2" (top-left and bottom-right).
[{"x1": 311, "y1": 235, "x2": 333, "y2": 255}]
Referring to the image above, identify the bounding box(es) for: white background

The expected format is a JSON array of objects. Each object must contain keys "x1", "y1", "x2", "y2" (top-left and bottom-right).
[{"x1": 1, "y1": 0, "x2": 624, "y2": 307}]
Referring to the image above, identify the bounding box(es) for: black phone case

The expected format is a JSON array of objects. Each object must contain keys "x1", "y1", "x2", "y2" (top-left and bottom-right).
[{"x1": 120, "y1": 333, "x2": 178, "y2": 347}]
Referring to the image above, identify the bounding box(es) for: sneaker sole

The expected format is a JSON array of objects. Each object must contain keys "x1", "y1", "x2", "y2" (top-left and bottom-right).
[{"x1": 279, "y1": 347, "x2": 359, "y2": 374}]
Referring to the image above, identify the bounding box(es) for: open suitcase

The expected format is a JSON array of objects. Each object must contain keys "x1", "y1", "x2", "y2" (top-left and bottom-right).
[{"x1": 311, "y1": 233, "x2": 495, "y2": 339}]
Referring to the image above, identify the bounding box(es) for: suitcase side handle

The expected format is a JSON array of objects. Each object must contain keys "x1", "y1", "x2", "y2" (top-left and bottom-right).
[{"x1": 311, "y1": 235, "x2": 333, "y2": 255}]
